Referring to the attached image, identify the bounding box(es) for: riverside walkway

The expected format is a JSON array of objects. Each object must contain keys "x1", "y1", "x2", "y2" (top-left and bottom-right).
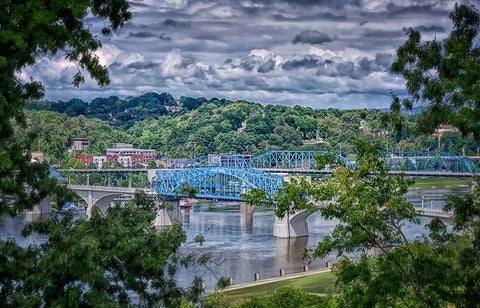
[{"x1": 205, "y1": 267, "x2": 333, "y2": 294}]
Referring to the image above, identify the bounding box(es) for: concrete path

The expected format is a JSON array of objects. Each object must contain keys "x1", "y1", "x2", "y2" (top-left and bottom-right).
[{"x1": 206, "y1": 267, "x2": 332, "y2": 294}]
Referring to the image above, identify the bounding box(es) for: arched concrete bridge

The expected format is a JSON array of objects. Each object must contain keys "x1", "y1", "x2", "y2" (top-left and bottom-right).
[
  {"x1": 274, "y1": 200, "x2": 455, "y2": 238},
  {"x1": 66, "y1": 185, "x2": 181, "y2": 227}
]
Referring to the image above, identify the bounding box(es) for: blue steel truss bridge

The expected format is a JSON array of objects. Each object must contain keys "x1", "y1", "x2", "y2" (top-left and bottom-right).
[
  {"x1": 185, "y1": 151, "x2": 477, "y2": 175},
  {"x1": 63, "y1": 150, "x2": 477, "y2": 201},
  {"x1": 152, "y1": 167, "x2": 283, "y2": 201},
  {"x1": 186, "y1": 151, "x2": 355, "y2": 173},
  {"x1": 384, "y1": 151, "x2": 478, "y2": 174}
]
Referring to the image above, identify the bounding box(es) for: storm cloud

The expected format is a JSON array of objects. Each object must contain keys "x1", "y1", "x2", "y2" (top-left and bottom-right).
[
  {"x1": 23, "y1": 0, "x2": 477, "y2": 109},
  {"x1": 292, "y1": 30, "x2": 334, "y2": 45}
]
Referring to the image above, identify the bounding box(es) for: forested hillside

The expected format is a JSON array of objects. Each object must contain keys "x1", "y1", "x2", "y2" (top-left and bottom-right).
[{"x1": 26, "y1": 93, "x2": 480, "y2": 163}]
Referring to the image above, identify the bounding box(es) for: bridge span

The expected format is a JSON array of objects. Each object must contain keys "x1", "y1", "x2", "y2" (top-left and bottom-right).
[
  {"x1": 66, "y1": 185, "x2": 182, "y2": 227},
  {"x1": 61, "y1": 150, "x2": 474, "y2": 236},
  {"x1": 64, "y1": 150, "x2": 478, "y2": 177},
  {"x1": 67, "y1": 182, "x2": 456, "y2": 238}
]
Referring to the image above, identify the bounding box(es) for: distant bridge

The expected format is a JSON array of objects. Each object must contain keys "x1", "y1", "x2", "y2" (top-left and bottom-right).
[
  {"x1": 384, "y1": 151, "x2": 478, "y2": 174},
  {"x1": 185, "y1": 151, "x2": 355, "y2": 172},
  {"x1": 62, "y1": 151, "x2": 477, "y2": 202},
  {"x1": 185, "y1": 151, "x2": 478, "y2": 175},
  {"x1": 63, "y1": 150, "x2": 478, "y2": 176}
]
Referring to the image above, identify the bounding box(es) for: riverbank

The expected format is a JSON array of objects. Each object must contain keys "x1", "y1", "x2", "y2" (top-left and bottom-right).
[
  {"x1": 410, "y1": 177, "x2": 472, "y2": 189},
  {"x1": 210, "y1": 269, "x2": 337, "y2": 304}
]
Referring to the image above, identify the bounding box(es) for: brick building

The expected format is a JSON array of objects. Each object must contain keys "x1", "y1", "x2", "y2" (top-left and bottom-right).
[
  {"x1": 75, "y1": 144, "x2": 156, "y2": 169},
  {"x1": 75, "y1": 155, "x2": 93, "y2": 168}
]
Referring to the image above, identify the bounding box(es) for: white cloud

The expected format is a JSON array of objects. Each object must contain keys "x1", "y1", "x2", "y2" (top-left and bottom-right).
[{"x1": 95, "y1": 44, "x2": 122, "y2": 67}]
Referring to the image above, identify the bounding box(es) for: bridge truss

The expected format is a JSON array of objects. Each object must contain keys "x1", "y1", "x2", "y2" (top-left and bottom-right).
[
  {"x1": 152, "y1": 167, "x2": 283, "y2": 201},
  {"x1": 383, "y1": 151, "x2": 478, "y2": 173},
  {"x1": 248, "y1": 151, "x2": 355, "y2": 171},
  {"x1": 186, "y1": 154, "x2": 249, "y2": 168}
]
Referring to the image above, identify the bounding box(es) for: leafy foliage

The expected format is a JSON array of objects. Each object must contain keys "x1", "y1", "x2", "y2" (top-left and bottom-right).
[
  {"x1": 0, "y1": 0, "x2": 131, "y2": 213},
  {"x1": 204, "y1": 287, "x2": 335, "y2": 308},
  {"x1": 27, "y1": 92, "x2": 176, "y2": 128},
  {"x1": 388, "y1": 3, "x2": 480, "y2": 139},
  {"x1": 1, "y1": 192, "x2": 203, "y2": 307}
]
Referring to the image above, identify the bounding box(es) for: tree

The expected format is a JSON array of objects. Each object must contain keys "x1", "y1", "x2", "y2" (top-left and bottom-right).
[
  {"x1": 244, "y1": 140, "x2": 477, "y2": 307},
  {"x1": 0, "y1": 1, "x2": 204, "y2": 306},
  {"x1": 73, "y1": 160, "x2": 86, "y2": 169},
  {"x1": 1, "y1": 0, "x2": 131, "y2": 215},
  {"x1": 388, "y1": 3, "x2": 480, "y2": 139},
  {"x1": 147, "y1": 160, "x2": 157, "y2": 169},
  {"x1": 0, "y1": 192, "x2": 204, "y2": 307},
  {"x1": 304, "y1": 142, "x2": 439, "y2": 306},
  {"x1": 442, "y1": 177, "x2": 480, "y2": 306}
]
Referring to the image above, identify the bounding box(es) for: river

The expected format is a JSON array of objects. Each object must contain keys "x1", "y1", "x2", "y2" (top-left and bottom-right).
[{"x1": 0, "y1": 186, "x2": 471, "y2": 290}]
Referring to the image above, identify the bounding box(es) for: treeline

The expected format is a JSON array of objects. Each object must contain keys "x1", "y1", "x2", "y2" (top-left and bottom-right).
[
  {"x1": 24, "y1": 92, "x2": 480, "y2": 163},
  {"x1": 26, "y1": 92, "x2": 202, "y2": 129}
]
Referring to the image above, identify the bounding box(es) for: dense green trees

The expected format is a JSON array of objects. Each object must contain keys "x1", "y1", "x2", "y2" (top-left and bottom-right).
[
  {"x1": 24, "y1": 110, "x2": 133, "y2": 162},
  {"x1": 27, "y1": 92, "x2": 176, "y2": 128},
  {"x1": 24, "y1": 96, "x2": 480, "y2": 162}
]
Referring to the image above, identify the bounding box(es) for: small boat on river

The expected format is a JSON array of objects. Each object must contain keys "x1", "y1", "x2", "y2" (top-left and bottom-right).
[{"x1": 180, "y1": 198, "x2": 192, "y2": 208}]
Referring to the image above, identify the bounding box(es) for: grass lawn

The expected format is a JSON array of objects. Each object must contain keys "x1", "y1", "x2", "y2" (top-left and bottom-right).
[
  {"x1": 410, "y1": 177, "x2": 472, "y2": 189},
  {"x1": 221, "y1": 271, "x2": 337, "y2": 304}
]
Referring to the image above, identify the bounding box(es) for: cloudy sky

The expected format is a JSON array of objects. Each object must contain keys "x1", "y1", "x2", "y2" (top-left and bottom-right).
[{"x1": 22, "y1": 0, "x2": 477, "y2": 109}]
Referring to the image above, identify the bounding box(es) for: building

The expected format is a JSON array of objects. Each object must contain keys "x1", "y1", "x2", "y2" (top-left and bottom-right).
[
  {"x1": 157, "y1": 158, "x2": 189, "y2": 169},
  {"x1": 433, "y1": 125, "x2": 457, "y2": 138},
  {"x1": 31, "y1": 151, "x2": 45, "y2": 163},
  {"x1": 106, "y1": 143, "x2": 156, "y2": 167},
  {"x1": 93, "y1": 155, "x2": 107, "y2": 169},
  {"x1": 75, "y1": 155, "x2": 93, "y2": 168},
  {"x1": 69, "y1": 138, "x2": 90, "y2": 152}
]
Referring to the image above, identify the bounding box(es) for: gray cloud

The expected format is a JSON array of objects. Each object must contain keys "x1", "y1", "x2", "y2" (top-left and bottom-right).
[
  {"x1": 374, "y1": 53, "x2": 395, "y2": 68},
  {"x1": 29, "y1": 0, "x2": 471, "y2": 109},
  {"x1": 159, "y1": 34, "x2": 173, "y2": 41},
  {"x1": 282, "y1": 56, "x2": 321, "y2": 70},
  {"x1": 258, "y1": 59, "x2": 276, "y2": 73},
  {"x1": 403, "y1": 25, "x2": 445, "y2": 32},
  {"x1": 292, "y1": 30, "x2": 334, "y2": 45},
  {"x1": 126, "y1": 62, "x2": 159, "y2": 70},
  {"x1": 128, "y1": 31, "x2": 156, "y2": 38},
  {"x1": 162, "y1": 19, "x2": 191, "y2": 28},
  {"x1": 363, "y1": 29, "x2": 402, "y2": 38}
]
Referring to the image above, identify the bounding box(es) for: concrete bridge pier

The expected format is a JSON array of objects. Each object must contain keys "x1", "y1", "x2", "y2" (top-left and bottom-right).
[
  {"x1": 84, "y1": 192, "x2": 124, "y2": 219},
  {"x1": 273, "y1": 210, "x2": 310, "y2": 238},
  {"x1": 154, "y1": 199, "x2": 182, "y2": 227},
  {"x1": 26, "y1": 197, "x2": 52, "y2": 221}
]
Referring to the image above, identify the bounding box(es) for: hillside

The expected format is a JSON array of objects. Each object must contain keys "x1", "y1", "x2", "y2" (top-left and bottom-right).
[{"x1": 24, "y1": 92, "x2": 480, "y2": 162}]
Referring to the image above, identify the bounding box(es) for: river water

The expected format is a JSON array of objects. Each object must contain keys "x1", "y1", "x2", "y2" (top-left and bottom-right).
[{"x1": 0, "y1": 186, "x2": 471, "y2": 290}]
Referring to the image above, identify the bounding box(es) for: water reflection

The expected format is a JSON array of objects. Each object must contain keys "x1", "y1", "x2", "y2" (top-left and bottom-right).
[
  {"x1": 240, "y1": 203, "x2": 254, "y2": 231},
  {"x1": 273, "y1": 237, "x2": 309, "y2": 269}
]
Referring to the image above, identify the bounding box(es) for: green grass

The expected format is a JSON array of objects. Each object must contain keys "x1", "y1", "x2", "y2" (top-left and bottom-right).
[
  {"x1": 221, "y1": 271, "x2": 337, "y2": 304},
  {"x1": 410, "y1": 177, "x2": 472, "y2": 189}
]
